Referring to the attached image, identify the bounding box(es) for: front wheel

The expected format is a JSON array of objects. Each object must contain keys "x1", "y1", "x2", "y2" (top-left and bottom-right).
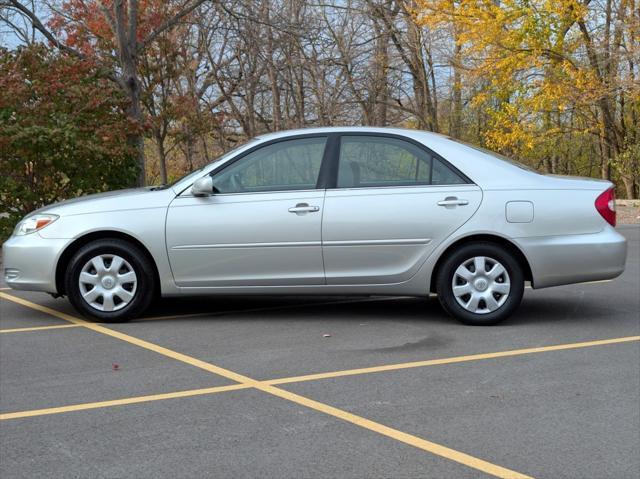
[
  {"x1": 65, "y1": 239, "x2": 156, "y2": 322},
  {"x1": 436, "y1": 243, "x2": 524, "y2": 325}
]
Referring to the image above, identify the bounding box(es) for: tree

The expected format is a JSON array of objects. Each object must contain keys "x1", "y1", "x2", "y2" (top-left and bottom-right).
[
  {"x1": 2, "y1": 0, "x2": 210, "y2": 185},
  {"x1": 416, "y1": 0, "x2": 639, "y2": 197},
  {"x1": 2, "y1": 0, "x2": 637, "y2": 198},
  {"x1": 0, "y1": 45, "x2": 137, "y2": 239}
]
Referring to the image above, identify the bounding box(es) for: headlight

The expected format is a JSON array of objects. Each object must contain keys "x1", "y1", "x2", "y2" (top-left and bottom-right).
[{"x1": 14, "y1": 214, "x2": 59, "y2": 236}]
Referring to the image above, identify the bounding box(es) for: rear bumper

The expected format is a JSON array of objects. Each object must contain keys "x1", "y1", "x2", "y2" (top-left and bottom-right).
[
  {"x1": 2, "y1": 233, "x2": 70, "y2": 293},
  {"x1": 516, "y1": 226, "x2": 627, "y2": 289}
]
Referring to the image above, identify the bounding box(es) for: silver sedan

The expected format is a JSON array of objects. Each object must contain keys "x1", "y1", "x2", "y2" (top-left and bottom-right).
[{"x1": 2, "y1": 127, "x2": 627, "y2": 325}]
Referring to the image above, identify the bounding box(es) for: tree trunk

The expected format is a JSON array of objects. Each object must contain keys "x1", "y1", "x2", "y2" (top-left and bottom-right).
[
  {"x1": 114, "y1": 0, "x2": 145, "y2": 186},
  {"x1": 450, "y1": 41, "x2": 462, "y2": 137},
  {"x1": 153, "y1": 129, "x2": 168, "y2": 185},
  {"x1": 621, "y1": 176, "x2": 635, "y2": 199},
  {"x1": 124, "y1": 79, "x2": 146, "y2": 186}
]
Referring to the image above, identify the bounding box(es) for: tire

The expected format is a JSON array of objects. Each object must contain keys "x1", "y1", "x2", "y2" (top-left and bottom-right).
[
  {"x1": 436, "y1": 242, "x2": 524, "y2": 325},
  {"x1": 65, "y1": 239, "x2": 156, "y2": 322}
]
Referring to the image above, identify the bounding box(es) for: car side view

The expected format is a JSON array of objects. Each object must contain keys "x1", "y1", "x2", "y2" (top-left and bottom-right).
[{"x1": 2, "y1": 127, "x2": 627, "y2": 325}]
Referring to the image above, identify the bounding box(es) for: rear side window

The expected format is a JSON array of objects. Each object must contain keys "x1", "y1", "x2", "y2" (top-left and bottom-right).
[
  {"x1": 336, "y1": 136, "x2": 467, "y2": 188},
  {"x1": 432, "y1": 157, "x2": 467, "y2": 185}
]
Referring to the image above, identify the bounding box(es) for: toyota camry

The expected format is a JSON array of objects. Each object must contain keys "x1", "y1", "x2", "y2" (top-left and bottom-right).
[{"x1": 2, "y1": 127, "x2": 627, "y2": 325}]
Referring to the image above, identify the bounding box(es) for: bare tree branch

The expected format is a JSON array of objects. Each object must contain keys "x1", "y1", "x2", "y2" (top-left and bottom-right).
[
  {"x1": 139, "y1": 0, "x2": 209, "y2": 51},
  {"x1": 3, "y1": 0, "x2": 83, "y2": 57}
]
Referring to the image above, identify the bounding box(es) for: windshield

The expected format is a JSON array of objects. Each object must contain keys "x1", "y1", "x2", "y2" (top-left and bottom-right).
[{"x1": 157, "y1": 139, "x2": 258, "y2": 190}]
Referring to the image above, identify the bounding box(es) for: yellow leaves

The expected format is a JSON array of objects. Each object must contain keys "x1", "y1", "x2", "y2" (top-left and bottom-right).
[
  {"x1": 470, "y1": 92, "x2": 489, "y2": 108},
  {"x1": 416, "y1": 0, "x2": 634, "y2": 151},
  {"x1": 483, "y1": 102, "x2": 536, "y2": 154}
]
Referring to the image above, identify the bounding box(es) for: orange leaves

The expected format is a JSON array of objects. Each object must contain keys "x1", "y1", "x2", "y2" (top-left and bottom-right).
[{"x1": 48, "y1": 0, "x2": 194, "y2": 61}]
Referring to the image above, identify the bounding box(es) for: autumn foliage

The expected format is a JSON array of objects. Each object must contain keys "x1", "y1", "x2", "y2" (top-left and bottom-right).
[
  {"x1": 0, "y1": 45, "x2": 138, "y2": 239},
  {"x1": 49, "y1": 0, "x2": 178, "y2": 57},
  {"x1": 417, "y1": 0, "x2": 640, "y2": 197},
  {"x1": 1, "y1": 0, "x2": 638, "y2": 206}
]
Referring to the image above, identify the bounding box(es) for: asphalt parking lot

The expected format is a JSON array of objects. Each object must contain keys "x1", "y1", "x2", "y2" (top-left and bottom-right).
[{"x1": 1, "y1": 225, "x2": 638, "y2": 479}]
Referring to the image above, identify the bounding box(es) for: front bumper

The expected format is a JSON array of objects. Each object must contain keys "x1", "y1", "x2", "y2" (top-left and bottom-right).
[
  {"x1": 2, "y1": 233, "x2": 71, "y2": 293},
  {"x1": 516, "y1": 226, "x2": 627, "y2": 289}
]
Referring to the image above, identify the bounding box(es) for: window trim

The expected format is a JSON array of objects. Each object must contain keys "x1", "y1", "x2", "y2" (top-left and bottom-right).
[{"x1": 327, "y1": 132, "x2": 473, "y2": 189}]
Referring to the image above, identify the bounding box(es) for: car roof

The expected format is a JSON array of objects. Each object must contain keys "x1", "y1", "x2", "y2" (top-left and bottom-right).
[{"x1": 253, "y1": 126, "x2": 449, "y2": 142}]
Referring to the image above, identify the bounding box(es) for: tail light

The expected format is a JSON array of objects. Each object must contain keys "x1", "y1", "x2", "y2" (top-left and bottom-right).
[{"x1": 595, "y1": 187, "x2": 616, "y2": 227}]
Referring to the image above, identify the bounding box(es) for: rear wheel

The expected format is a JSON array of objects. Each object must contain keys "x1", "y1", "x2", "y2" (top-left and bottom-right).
[
  {"x1": 65, "y1": 239, "x2": 156, "y2": 322},
  {"x1": 436, "y1": 243, "x2": 524, "y2": 325}
]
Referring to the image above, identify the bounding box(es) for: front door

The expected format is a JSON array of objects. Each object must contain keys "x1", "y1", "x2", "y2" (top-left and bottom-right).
[
  {"x1": 166, "y1": 136, "x2": 328, "y2": 287},
  {"x1": 322, "y1": 135, "x2": 482, "y2": 284}
]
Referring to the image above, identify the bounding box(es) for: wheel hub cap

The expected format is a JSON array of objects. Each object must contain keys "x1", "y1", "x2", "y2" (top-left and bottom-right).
[
  {"x1": 474, "y1": 278, "x2": 488, "y2": 291},
  {"x1": 451, "y1": 256, "x2": 511, "y2": 315},
  {"x1": 78, "y1": 254, "x2": 137, "y2": 312}
]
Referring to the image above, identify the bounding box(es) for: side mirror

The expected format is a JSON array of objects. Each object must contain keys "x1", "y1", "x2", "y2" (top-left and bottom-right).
[{"x1": 191, "y1": 176, "x2": 214, "y2": 196}]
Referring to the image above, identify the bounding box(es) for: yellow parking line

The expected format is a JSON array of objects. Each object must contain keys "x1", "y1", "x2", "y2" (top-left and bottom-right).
[
  {"x1": 0, "y1": 324, "x2": 82, "y2": 334},
  {"x1": 5, "y1": 335, "x2": 637, "y2": 422},
  {"x1": 0, "y1": 292, "x2": 256, "y2": 384},
  {"x1": 267, "y1": 336, "x2": 640, "y2": 385},
  {"x1": 254, "y1": 381, "x2": 532, "y2": 479},
  {"x1": 0, "y1": 384, "x2": 251, "y2": 420},
  {"x1": 0, "y1": 295, "x2": 402, "y2": 331},
  {"x1": 0, "y1": 291, "x2": 531, "y2": 479}
]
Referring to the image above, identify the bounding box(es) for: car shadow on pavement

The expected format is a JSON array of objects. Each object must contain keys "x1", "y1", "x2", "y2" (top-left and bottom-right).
[
  {"x1": 137, "y1": 293, "x2": 623, "y2": 327},
  {"x1": 138, "y1": 295, "x2": 452, "y2": 323}
]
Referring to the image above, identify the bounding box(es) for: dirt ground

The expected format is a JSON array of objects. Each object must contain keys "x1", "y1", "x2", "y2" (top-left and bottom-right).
[{"x1": 618, "y1": 204, "x2": 640, "y2": 224}]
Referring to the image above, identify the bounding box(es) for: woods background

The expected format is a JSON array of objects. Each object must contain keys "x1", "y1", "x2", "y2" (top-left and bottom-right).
[{"x1": 1, "y1": 0, "x2": 639, "y2": 237}]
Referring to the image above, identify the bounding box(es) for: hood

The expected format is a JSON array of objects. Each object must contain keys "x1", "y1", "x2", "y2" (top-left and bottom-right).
[{"x1": 32, "y1": 187, "x2": 175, "y2": 217}]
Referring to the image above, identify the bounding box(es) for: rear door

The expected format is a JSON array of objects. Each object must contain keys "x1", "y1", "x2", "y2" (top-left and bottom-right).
[{"x1": 322, "y1": 134, "x2": 482, "y2": 285}]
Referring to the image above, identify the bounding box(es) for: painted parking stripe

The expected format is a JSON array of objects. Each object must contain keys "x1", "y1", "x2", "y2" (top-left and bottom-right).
[
  {"x1": 0, "y1": 324, "x2": 82, "y2": 334},
  {"x1": 267, "y1": 336, "x2": 640, "y2": 385},
  {"x1": 0, "y1": 293, "x2": 258, "y2": 384},
  {"x1": 0, "y1": 291, "x2": 531, "y2": 479},
  {"x1": 254, "y1": 381, "x2": 533, "y2": 479},
  {"x1": 0, "y1": 295, "x2": 405, "y2": 333},
  {"x1": 5, "y1": 334, "x2": 637, "y2": 421},
  {"x1": 0, "y1": 384, "x2": 251, "y2": 420}
]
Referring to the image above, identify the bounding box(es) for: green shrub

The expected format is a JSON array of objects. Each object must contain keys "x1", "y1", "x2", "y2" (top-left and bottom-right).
[{"x1": 0, "y1": 45, "x2": 137, "y2": 240}]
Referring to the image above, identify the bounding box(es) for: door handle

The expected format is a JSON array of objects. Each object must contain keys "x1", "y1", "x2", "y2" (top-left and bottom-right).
[
  {"x1": 288, "y1": 203, "x2": 320, "y2": 214},
  {"x1": 437, "y1": 197, "x2": 469, "y2": 207}
]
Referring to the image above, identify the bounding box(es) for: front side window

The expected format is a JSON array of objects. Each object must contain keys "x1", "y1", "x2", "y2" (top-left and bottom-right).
[
  {"x1": 337, "y1": 136, "x2": 467, "y2": 188},
  {"x1": 211, "y1": 137, "x2": 327, "y2": 193}
]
